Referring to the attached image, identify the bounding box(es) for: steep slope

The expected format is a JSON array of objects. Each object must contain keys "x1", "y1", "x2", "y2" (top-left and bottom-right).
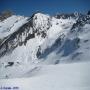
[
  {"x1": 0, "y1": 12, "x2": 90, "y2": 79},
  {"x1": 0, "y1": 13, "x2": 76, "y2": 64},
  {"x1": 0, "y1": 15, "x2": 28, "y2": 39}
]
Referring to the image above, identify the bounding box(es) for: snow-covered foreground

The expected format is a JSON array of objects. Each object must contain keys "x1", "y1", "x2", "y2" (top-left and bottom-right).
[{"x1": 0, "y1": 61, "x2": 90, "y2": 90}]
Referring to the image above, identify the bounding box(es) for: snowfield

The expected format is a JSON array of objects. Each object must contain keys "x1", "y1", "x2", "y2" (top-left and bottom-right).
[{"x1": 0, "y1": 61, "x2": 90, "y2": 90}]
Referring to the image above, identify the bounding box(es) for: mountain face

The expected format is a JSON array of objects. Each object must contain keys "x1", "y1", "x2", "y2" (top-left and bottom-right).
[{"x1": 0, "y1": 12, "x2": 90, "y2": 78}]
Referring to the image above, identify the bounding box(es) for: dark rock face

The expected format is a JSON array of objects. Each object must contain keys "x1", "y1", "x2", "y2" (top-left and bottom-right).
[
  {"x1": 55, "y1": 12, "x2": 80, "y2": 19},
  {"x1": 0, "y1": 10, "x2": 13, "y2": 21},
  {"x1": 5, "y1": 62, "x2": 14, "y2": 68},
  {"x1": 71, "y1": 14, "x2": 90, "y2": 33},
  {"x1": 87, "y1": 10, "x2": 90, "y2": 15}
]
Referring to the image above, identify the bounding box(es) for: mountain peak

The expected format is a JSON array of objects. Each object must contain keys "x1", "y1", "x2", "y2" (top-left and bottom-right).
[
  {"x1": 32, "y1": 12, "x2": 51, "y2": 33},
  {"x1": 0, "y1": 11, "x2": 90, "y2": 79}
]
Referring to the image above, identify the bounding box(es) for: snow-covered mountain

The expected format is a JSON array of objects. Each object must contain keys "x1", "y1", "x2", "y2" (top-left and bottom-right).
[{"x1": 0, "y1": 12, "x2": 90, "y2": 79}]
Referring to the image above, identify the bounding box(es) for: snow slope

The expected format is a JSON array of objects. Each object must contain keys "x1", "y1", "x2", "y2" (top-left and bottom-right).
[
  {"x1": 0, "y1": 12, "x2": 90, "y2": 80},
  {"x1": 0, "y1": 61, "x2": 90, "y2": 90},
  {"x1": 0, "y1": 15, "x2": 28, "y2": 39},
  {"x1": 0, "y1": 13, "x2": 76, "y2": 65}
]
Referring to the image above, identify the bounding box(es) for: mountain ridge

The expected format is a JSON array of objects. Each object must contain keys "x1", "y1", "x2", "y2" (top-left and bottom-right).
[{"x1": 0, "y1": 11, "x2": 90, "y2": 78}]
